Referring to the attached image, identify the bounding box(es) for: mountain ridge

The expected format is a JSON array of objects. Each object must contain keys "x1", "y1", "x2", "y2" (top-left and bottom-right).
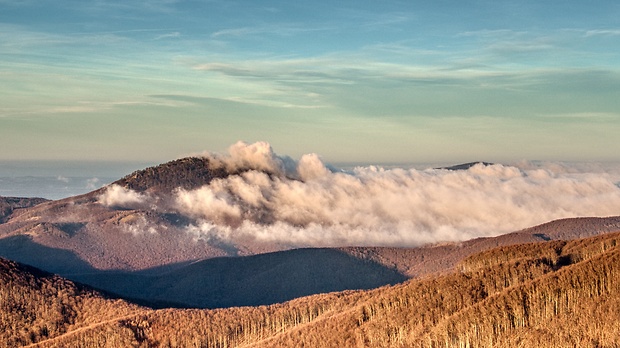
[
  {"x1": 1, "y1": 155, "x2": 619, "y2": 309},
  {"x1": 4, "y1": 229, "x2": 620, "y2": 347}
]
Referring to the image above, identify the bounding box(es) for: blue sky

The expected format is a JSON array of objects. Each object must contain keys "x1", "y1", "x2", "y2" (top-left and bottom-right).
[{"x1": 1, "y1": 0, "x2": 619, "y2": 164}]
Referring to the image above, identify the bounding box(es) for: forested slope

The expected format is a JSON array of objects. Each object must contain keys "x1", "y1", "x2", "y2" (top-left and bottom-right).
[
  {"x1": 9, "y1": 230, "x2": 620, "y2": 347},
  {"x1": 0, "y1": 258, "x2": 142, "y2": 348}
]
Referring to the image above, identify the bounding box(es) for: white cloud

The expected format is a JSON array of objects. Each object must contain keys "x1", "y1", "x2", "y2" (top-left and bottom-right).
[
  {"x1": 98, "y1": 184, "x2": 152, "y2": 209},
  {"x1": 167, "y1": 142, "x2": 620, "y2": 247},
  {"x1": 155, "y1": 31, "x2": 181, "y2": 40},
  {"x1": 97, "y1": 142, "x2": 620, "y2": 247},
  {"x1": 584, "y1": 29, "x2": 620, "y2": 37},
  {"x1": 204, "y1": 141, "x2": 300, "y2": 178}
]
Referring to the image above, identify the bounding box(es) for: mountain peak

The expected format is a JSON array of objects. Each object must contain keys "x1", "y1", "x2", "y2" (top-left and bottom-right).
[
  {"x1": 113, "y1": 157, "x2": 230, "y2": 193},
  {"x1": 438, "y1": 162, "x2": 495, "y2": 171}
]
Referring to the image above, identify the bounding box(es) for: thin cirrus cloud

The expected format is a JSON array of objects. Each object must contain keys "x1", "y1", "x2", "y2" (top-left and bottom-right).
[
  {"x1": 155, "y1": 31, "x2": 181, "y2": 40},
  {"x1": 1, "y1": 1, "x2": 619, "y2": 163},
  {"x1": 210, "y1": 24, "x2": 334, "y2": 39},
  {"x1": 584, "y1": 29, "x2": 620, "y2": 37}
]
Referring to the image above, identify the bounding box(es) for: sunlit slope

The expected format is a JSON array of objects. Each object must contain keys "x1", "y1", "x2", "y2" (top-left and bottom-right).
[
  {"x1": 226, "y1": 231, "x2": 620, "y2": 347},
  {"x1": 0, "y1": 258, "x2": 143, "y2": 348},
  {"x1": 15, "y1": 230, "x2": 620, "y2": 347}
]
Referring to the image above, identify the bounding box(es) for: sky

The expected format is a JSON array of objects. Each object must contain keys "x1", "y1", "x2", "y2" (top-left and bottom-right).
[{"x1": 1, "y1": 0, "x2": 620, "y2": 166}]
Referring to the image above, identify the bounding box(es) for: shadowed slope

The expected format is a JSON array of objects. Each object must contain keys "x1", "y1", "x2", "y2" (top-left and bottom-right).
[
  {"x1": 0, "y1": 235, "x2": 94, "y2": 275},
  {"x1": 74, "y1": 248, "x2": 407, "y2": 309}
]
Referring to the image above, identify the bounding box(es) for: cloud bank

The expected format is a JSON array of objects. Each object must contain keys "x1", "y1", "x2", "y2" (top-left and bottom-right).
[{"x1": 100, "y1": 142, "x2": 620, "y2": 247}]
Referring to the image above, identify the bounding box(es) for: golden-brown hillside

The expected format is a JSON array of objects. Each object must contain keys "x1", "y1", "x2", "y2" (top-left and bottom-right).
[
  {"x1": 7, "y1": 229, "x2": 620, "y2": 347},
  {"x1": 0, "y1": 258, "x2": 142, "y2": 348}
]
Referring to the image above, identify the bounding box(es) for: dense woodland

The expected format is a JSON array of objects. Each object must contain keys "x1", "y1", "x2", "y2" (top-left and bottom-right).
[
  {"x1": 0, "y1": 258, "x2": 140, "y2": 347},
  {"x1": 113, "y1": 157, "x2": 231, "y2": 193},
  {"x1": 3, "y1": 230, "x2": 620, "y2": 347}
]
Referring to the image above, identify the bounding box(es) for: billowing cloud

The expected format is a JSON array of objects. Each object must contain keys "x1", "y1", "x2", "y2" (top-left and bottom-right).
[
  {"x1": 98, "y1": 184, "x2": 152, "y2": 209},
  {"x1": 101, "y1": 142, "x2": 620, "y2": 247},
  {"x1": 208, "y1": 141, "x2": 299, "y2": 177}
]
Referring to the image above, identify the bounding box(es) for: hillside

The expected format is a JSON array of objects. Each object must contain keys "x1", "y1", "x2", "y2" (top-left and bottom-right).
[
  {"x1": 0, "y1": 258, "x2": 142, "y2": 348},
  {"x1": 0, "y1": 196, "x2": 48, "y2": 223},
  {"x1": 7, "y1": 230, "x2": 620, "y2": 347}
]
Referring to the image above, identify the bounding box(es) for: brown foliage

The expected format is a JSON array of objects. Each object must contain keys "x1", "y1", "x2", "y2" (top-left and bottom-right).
[
  {"x1": 6, "y1": 231, "x2": 620, "y2": 347},
  {"x1": 113, "y1": 157, "x2": 230, "y2": 193},
  {"x1": 0, "y1": 258, "x2": 141, "y2": 347}
]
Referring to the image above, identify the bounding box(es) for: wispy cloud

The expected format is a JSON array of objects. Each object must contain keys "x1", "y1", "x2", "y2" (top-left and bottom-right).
[
  {"x1": 186, "y1": 48, "x2": 620, "y2": 117},
  {"x1": 584, "y1": 29, "x2": 620, "y2": 37},
  {"x1": 452, "y1": 28, "x2": 620, "y2": 65},
  {"x1": 155, "y1": 31, "x2": 181, "y2": 40},
  {"x1": 209, "y1": 8, "x2": 409, "y2": 40},
  {"x1": 210, "y1": 23, "x2": 333, "y2": 39},
  {"x1": 0, "y1": 23, "x2": 137, "y2": 52}
]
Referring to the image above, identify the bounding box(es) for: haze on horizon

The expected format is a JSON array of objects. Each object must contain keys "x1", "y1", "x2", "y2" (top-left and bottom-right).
[{"x1": 1, "y1": 0, "x2": 619, "y2": 165}]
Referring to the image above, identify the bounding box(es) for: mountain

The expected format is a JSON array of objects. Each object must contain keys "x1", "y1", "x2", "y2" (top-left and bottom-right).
[
  {"x1": 5, "y1": 230, "x2": 620, "y2": 347},
  {"x1": 0, "y1": 196, "x2": 231, "y2": 274},
  {"x1": 0, "y1": 157, "x2": 253, "y2": 274},
  {"x1": 0, "y1": 155, "x2": 301, "y2": 274},
  {"x1": 1, "y1": 155, "x2": 620, "y2": 309},
  {"x1": 4, "y1": 213, "x2": 617, "y2": 310}
]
